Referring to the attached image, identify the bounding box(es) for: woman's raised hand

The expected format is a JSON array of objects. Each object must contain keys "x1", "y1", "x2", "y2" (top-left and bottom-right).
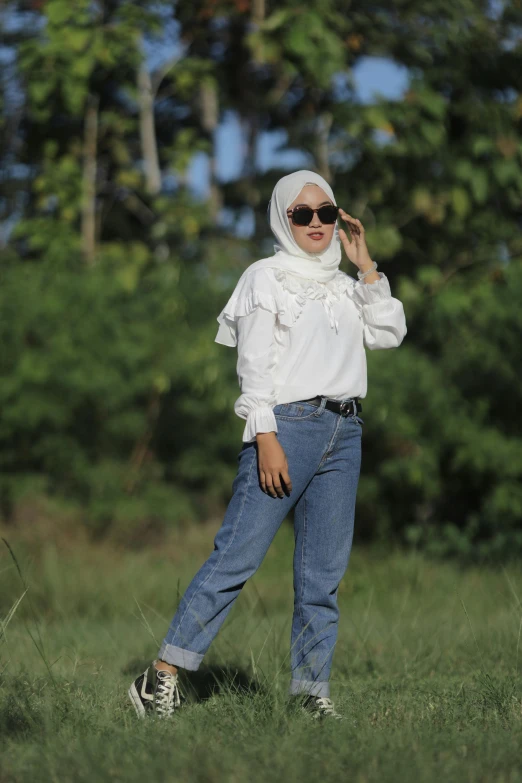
[{"x1": 338, "y1": 208, "x2": 373, "y2": 271}]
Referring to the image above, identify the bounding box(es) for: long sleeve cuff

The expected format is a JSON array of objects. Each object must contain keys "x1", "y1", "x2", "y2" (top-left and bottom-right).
[
  {"x1": 242, "y1": 406, "x2": 278, "y2": 443},
  {"x1": 352, "y1": 272, "x2": 392, "y2": 306}
]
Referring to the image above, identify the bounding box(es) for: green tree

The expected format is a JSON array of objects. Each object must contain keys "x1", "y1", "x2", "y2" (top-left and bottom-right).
[{"x1": 1, "y1": 0, "x2": 521, "y2": 558}]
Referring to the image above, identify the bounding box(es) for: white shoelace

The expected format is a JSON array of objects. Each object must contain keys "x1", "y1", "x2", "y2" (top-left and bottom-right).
[{"x1": 155, "y1": 671, "x2": 181, "y2": 717}]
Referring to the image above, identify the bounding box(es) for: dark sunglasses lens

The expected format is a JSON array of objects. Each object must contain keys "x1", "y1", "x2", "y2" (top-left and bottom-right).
[
  {"x1": 292, "y1": 208, "x2": 314, "y2": 226},
  {"x1": 317, "y1": 205, "x2": 338, "y2": 224}
]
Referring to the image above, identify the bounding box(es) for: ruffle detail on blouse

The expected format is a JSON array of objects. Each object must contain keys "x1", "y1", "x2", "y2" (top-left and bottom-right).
[
  {"x1": 272, "y1": 268, "x2": 363, "y2": 333},
  {"x1": 351, "y1": 272, "x2": 392, "y2": 307},
  {"x1": 215, "y1": 268, "x2": 293, "y2": 347},
  {"x1": 215, "y1": 290, "x2": 279, "y2": 347},
  {"x1": 214, "y1": 266, "x2": 387, "y2": 347},
  {"x1": 242, "y1": 406, "x2": 278, "y2": 443}
]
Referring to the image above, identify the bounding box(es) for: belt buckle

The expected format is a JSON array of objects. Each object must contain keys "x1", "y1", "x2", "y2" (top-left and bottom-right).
[{"x1": 339, "y1": 400, "x2": 351, "y2": 417}]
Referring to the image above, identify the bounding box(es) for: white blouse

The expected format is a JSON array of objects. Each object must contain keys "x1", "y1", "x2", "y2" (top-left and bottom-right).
[{"x1": 215, "y1": 267, "x2": 407, "y2": 443}]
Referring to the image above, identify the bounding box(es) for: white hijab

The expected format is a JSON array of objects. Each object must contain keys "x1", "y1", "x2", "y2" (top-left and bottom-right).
[
  {"x1": 215, "y1": 169, "x2": 342, "y2": 346},
  {"x1": 254, "y1": 169, "x2": 341, "y2": 282}
]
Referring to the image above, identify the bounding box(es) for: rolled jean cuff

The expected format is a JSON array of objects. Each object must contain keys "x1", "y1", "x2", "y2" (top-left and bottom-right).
[
  {"x1": 157, "y1": 641, "x2": 203, "y2": 671},
  {"x1": 289, "y1": 678, "x2": 330, "y2": 698}
]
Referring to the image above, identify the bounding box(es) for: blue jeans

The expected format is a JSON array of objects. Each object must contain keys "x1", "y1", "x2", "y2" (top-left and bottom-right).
[{"x1": 158, "y1": 396, "x2": 363, "y2": 698}]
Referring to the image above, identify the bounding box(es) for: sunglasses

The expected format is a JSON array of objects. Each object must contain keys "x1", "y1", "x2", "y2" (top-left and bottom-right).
[{"x1": 286, "y1": 204, "x2": 339, "y2": 227}]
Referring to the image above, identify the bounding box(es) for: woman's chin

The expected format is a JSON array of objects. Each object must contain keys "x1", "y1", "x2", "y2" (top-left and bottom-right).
[{"x1": 303, "y1": 239, "x2": 329, "y2": 254}]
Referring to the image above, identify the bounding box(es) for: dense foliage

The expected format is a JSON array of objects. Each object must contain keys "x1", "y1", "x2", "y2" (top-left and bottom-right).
[{"x1": 1, "y1": 0, "x2": 521, "y2": 557}]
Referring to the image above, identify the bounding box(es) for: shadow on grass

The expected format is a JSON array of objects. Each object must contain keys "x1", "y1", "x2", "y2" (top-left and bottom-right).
[
  {"x1": 0, "y1": 691, "x2": 39, "y2": 738},
  {"x1": 122, "y1": 657, "x2": 264, "y2": 704}
]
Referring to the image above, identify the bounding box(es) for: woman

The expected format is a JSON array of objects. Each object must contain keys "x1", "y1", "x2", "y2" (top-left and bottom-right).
[{"x1": 128, "y1": 169, "x2": 407, "y2": 721}]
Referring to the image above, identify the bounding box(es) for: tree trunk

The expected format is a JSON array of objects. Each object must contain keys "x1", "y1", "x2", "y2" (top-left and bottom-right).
[
  {"x1": 242, "y1": 113, "x2": 261, "y2": 237},
  {"x1": 200, "y1": 79, "x2": 222, "y2": 220},
  {"x1": 138, "y1": 60, "x2": 161, "y2": 195},
  {"x1": 251, "y1": 0, "x2": 265, "y2": 25},
  {"x1": 81, "y1": 93, "x2": 99, "y2": 265},
  {"x1": 316, "y1": 111, "x2": 333, "y2": 183}
]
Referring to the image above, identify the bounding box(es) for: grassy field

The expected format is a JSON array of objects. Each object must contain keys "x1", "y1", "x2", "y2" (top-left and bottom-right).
[{"x1": 1, "y1": 512, "x2": 521, "y2": 783}]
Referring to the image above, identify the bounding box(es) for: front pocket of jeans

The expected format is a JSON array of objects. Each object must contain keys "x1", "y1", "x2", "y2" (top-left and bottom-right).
[{"x1": 273, "y1": 402, "x2": 323, "y2": 420}]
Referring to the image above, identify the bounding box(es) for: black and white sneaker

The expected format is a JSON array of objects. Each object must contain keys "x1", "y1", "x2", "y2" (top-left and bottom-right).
[
  {"x1": 128, "y1": 659, "x2": 184, "y2": 719},
  {"x1": 298, "y1": 695, "x2": 345, "y2": 721}
]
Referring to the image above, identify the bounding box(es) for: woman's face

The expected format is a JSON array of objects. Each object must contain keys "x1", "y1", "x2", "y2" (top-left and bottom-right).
[{"x1": 286, "y1": 184, "x2": 336, "y2": 254}]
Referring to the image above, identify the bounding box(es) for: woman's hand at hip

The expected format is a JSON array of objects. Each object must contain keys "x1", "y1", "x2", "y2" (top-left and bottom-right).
[{"x1": 255, "y1": 432, "x2": 292, "y2": 499}]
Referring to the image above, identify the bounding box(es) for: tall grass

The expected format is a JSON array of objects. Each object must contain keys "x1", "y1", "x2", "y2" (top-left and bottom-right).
[{"x1": 1, "y1": 520, "x2": 521, "y2": 782}]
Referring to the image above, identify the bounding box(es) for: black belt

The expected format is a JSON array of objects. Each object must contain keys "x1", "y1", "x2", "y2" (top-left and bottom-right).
[{"x1": 299, "y1": 395, "x2": 362, "y2": 418}]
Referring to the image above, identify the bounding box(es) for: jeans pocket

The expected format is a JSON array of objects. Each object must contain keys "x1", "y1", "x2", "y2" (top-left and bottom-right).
[{"x1": 273, "y1": 401, "x2": 323, "y2": 420}]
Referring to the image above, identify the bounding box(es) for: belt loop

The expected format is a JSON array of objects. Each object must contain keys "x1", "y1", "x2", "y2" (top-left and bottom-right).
[{"x1": 316, "y1": 395, "x2": 327, "y2": 414}]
